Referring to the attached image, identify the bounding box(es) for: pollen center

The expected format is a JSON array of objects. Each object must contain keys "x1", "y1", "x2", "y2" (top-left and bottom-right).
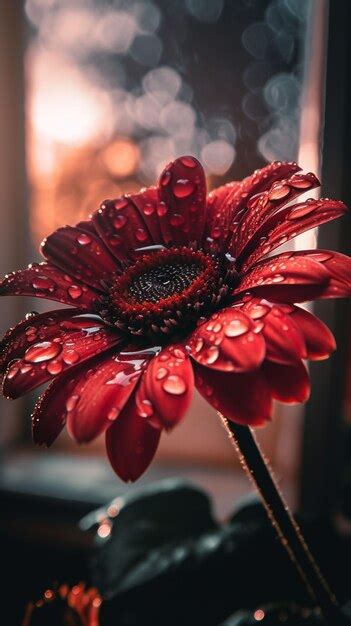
[
  {"x1": 129, "y1": 262, "x2": 201, "y2": 304},
  {"x1": 106, "y1": 247, "x2": 238, "y2": 339}
]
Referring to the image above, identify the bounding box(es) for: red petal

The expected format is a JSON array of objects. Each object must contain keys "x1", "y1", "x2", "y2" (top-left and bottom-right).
[
  {"x1": 3, "y1": 315, "x2": 121, "y2": 399},
  {"x1": 136, "y1": 344, "x2": 194, "y2": 430},
  {"x1": 32, "y1": 363, "x2": 90, "y2": 446},
  {"x1": 234, "y1": 252, "x2": 330, "y2": 302},
  {"x1": 239, "y1": 198, "x2": 347, "y2": 272},
  {"x1": 230, "y1": 172, "x2": 319, "y2": 257},
  {"x1": 290, "y1": 305, "x2": 336, "y2": 360},
  {"x1": 93, "y1": 197, "x2": 154, "y2": 265},
  {"x1": 158, "y1": 156, "x2": 207, "y2": 246},
  {"x1": 298, "y1": 250, "x2": 351, "y2": 297},
  {"x1": 105, "y1": 386, "x2": 162, "y2": 481},
  {"x1": 194, "y1": 362, "x2": 272, "y2": 426},
  {"x1": 242, "y1": 298, "x2": 306, "y2": 364},
  {"x1": 0, "y1": 262, "x2": 103, "y2": 309},
  {"x1": 263, "y1": 360, "x2": 310, "y2": 403},
  {"x1": 129, "y1": 186, "x2": 165, "y2": 246},
  {"x1": 188, "y1": 307, "x2": 265, "y2": 372},
  {"x1": 0, "y1": 309, "x2": 80, "y2": 371},
  {"x1": 66, "y1": 349, "x2": 151, "y2": 443},
  {"x1": 41, "y1": 226, "x2": 117, "y2": 291},
  {"x1": 203, "y1": 161, "x2": 301, "y2": 253}
]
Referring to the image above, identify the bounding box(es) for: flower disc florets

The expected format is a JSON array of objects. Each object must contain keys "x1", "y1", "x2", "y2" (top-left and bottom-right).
[{"x1": 107, "y1": 247, "x2": 239, "y2": 339}]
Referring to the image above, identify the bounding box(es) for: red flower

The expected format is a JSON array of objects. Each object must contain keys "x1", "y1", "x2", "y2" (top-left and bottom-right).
[{"x1": 1, "y1": 157, "x2": 350, "y2": 481}]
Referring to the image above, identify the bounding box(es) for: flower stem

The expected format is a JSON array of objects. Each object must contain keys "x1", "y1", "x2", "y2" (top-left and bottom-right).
[{"x1": 221, "y1": 418, "x2": 340, "y2": 625}]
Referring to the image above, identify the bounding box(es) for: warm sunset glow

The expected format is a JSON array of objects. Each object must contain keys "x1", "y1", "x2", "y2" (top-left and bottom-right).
[{"x1": 102, "y1": 139, "x2": 139, "y2": 178}]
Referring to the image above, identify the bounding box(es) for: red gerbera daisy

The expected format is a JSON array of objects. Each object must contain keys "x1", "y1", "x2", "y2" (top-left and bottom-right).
[{"x1": 1, "y1": 156, "x2": 350, "y2": 481}]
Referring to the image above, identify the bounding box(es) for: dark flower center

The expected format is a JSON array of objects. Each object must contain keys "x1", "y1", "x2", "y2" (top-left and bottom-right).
[
  {"x1": 129, "y1": 262, "x2": 202, "y2": 304},
  {"x1": 105, "y1": 247, "x2": 239, "y2": 340}
]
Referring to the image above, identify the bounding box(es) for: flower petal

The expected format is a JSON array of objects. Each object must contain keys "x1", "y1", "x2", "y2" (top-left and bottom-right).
[
  {"x1": 32, "y1": 362, "x2": 92, "y2": 446},
  {"x1": 299, "y1": 250, "x2": 351, "y2": 297},
  {"x1": 136, "y1": 344, "x2": 194, "y2": 429},
  {"x1": 203, "y1": 161, "x2": 301, "y2": 253},
  {"x1": 234, "y1": 252, "x2": 330, "y2": 303},
  {"x1": 242, "y1": 298, "x2": 307, "y2": 364},
  {"x1": 262, "y1": 360, "x2": 310, "y2": 403},
  {"x1": 2, "y1": 315, "x2": 121, "y2": 399},
  {"x1": 0, "y1": 262, "x2": 103, "y2": 309},
  {"x1": 239, "y1": 198, "x2": 347, "y2": 272},
  {"x1": 66, "y1": 349, "x2": 151, "y2": 443},
  {"x1": 158, "y1": 156, "x2": 207, "y2": 246},
  {"x1": 289, "y1": 305, "x2": 336, "y2": 360},
  {"x1": 194, "y1": 363, "x2": 272, "y2": 426},
  {"x1": 188, "y1": 307, "x2": 265, "y2": 372},
  {"x1": 230, "y1": 172, "x2": 319, "y2": 258},
  {"x1": 41, "y1": 226, "x2": 117, "y2": 291},
  {"x1": 105, "y1": 386, "x2": 162, "y2": 481},
  {"x1": 93, "y1": 197, "x2": 154, "y2": 265},
  {"x1": 0, "y1": 309, "x2": 80, "y2": 371},
  {"x1": 129, "y1": 186, "x2": 165, "y2": 245}
]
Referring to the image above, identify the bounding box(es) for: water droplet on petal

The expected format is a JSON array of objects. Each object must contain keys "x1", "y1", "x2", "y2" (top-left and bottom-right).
[
  {"x1": 47, "y1": 360, "x2": 63, "y2": 375},
  {"x1": 162, "y1": 374, "x2": 187, "y2": 395},
  {"x1": 138, "y1": 399, "x2": 154, "y2": 417},
  {"x1": 205, "y1": 346, "x2": 219, "y2": 364},
  {"x1": 113, "y1": 215, "x2": 127, "y2": 229},
  {"x1": 213, "y1": 322, "x2": 222, "y2": 333},
  {"x1": 170, "y1": 213, "x2": 184, "y2": 227},
  {"x1": 66, "y1": 394, "x2": 79, "y2": 412},
  {"x1": 77, "y1": 233, "x2": 92, "y2": 245},
  {"x1": 157, "y1": 202, "x2": 168, "y2": 217},
  {"x1": 288, "y1": 204, "x2": 316, "y2": 220},
  {"x1": 135, "y1": 228, "x2": 148, "y2": 242},
  {"x1": 24, "y1": 341, "x2": 62, "y2": 364},
  {"x1": 107, "y1": 407, "x2": 119, "y2": 421},
  {"x1": 68, "y1": 285, "x2": 82, "y2": 300},
  {"x1": 25, "y1": 311, "x2": 39, "y2": 320},
  {"x1": 271, "y1": 274, "x2": 285, "y2": 283},
  {"x1": 248, "y1": 304, "x2": 269, "y2": 319},
  {"x1": 268, "y1": 185, "x2": 290, "y2": 201},
  {"x1": 32, "y1": 276, "x2": 55, "y2": 291},
  {"x1": 143, "y1": 203, "x2": 155, "y2": 216},
  {"x1": 211, "y1": 226, "x2": 221, "y2": 239},
  {"x1": 62, "y1": 350, "x2": 80, "y2": 365},
  {"x1": 179, "y1": 156, "x2": 197, "y2": 168},
  {"x1": 224, "y1": 318, "x2": 249, "y2": 337},
  {"x1": 115, "y1": 197, "x2": 129, "y2": 210},
  {"x1": 290, "y1": 177, "x2": 312, "y2": 189},
  {"x1": 173, "y1": 179, "x2": 196, "y2": 198},
  {"x1": 160, "y1": 170, "x2": 171, "y2": 186},
  {"x1": 7, "y1": 361, "x2": 20, "y2": 379},
  {"x1": 195, "y1": 338, "x2": 204, "y2": 353},
  {"x1": 156, "y1": 367, "x2": 168, "y2": 380}
]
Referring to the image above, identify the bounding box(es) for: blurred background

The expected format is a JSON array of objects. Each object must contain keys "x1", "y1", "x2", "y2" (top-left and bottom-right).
[{"x1": 0, "y1": 0, "x2": 350, "y2": 623}]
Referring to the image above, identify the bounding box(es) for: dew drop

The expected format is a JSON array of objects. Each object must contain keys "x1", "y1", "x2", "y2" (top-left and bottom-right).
[
  {"x1": 162, "y1": 374, "x2": 187, "y2": 395},
  {"x1": 32, "y1": 276, "x2": 55, "y2": 291},
  {"x1": 138, "y1": 399, "x2": 154, "y2": 417},
  {"x1": 68, "y1": 285, "x2": 83, "y2": 300},
  {"x1": 143, "y1": 203, "x2": 155, "y2": 216},
  {"x1": 115, "y1": 197, "x2": 129, "y2": 210},
  {"x1": 109, "y1": 234, "x2": 122, "y2": 247},
  {"x1": 213, "y1": 322, "x2": 222, "y2": 333},
  {"x1": 224, "y1": 318, "x2": 249, "y2": 337},
  {"x1": 170, "y1": 213, "x2": 184, "y2": 227},
  {"x1": 248, "y1": 304, "x2": 269, "y2": 319},
  {"x1": 157, "y1": 202, "x2": 168, "y2": 217},
  {"x1": 47, "y1": 360, "x2": 63, "y2": 375},
  {"x1": 160, "y1": 170, "x2": 171, "y2": 186},
  {"x1": 25, "y1": 311, "x2": 39, "y2": 320},
  {"x1": 7, "y1": 362, "x2": 20, "y2": 379},
  {"x1": 180, "y1": 156, "x2": 197, "y2": 168},
  {"x1": 211, "y1": 226, "x2": 221, "y2": 239},
  {"x1": 113, "y1": 215, "x2": 127, "y2": 229},
  {"x1": 66, "y1": 394, "x2": 79, "y2": 412},
  {"x1": 107, "y1": 407, "x2": 119, "y2": 421},
  {"x1": 156, "y1": 367, "x2": 168, "y2": 380},
  {"x1": 288, "y1": 204, "x2": 316, "y2": 220},
  {"x1": 195, "y1": 338, "x2": 204, "y2": 353},
  {"x1": 290, "y1": 177, "x2": 312, "y2": 189},
  {"x1": 62, "y1": 350, "x2": 80, "y2": 365},
  {"x1": 24, "y1": 341, "x2": 62, "y2": 364},
  {"x1": 205, "y1": 346, "x2": 219, "y2": 364},
  {"x1": 271, "y1": 274, "x2": 285, "y2": 283},
  {"x1": 173, "y1": 179, "x2": 196, "y2": 198},
  {"x1": 77, "y1": 233, "x2": 92, "y2": 245},
  {"x1": 268, "y1": 185, "x2": 290, "y2": 201},
  {"x1": 135, "y1": 228, "x2": 148, "y2": 242}
]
